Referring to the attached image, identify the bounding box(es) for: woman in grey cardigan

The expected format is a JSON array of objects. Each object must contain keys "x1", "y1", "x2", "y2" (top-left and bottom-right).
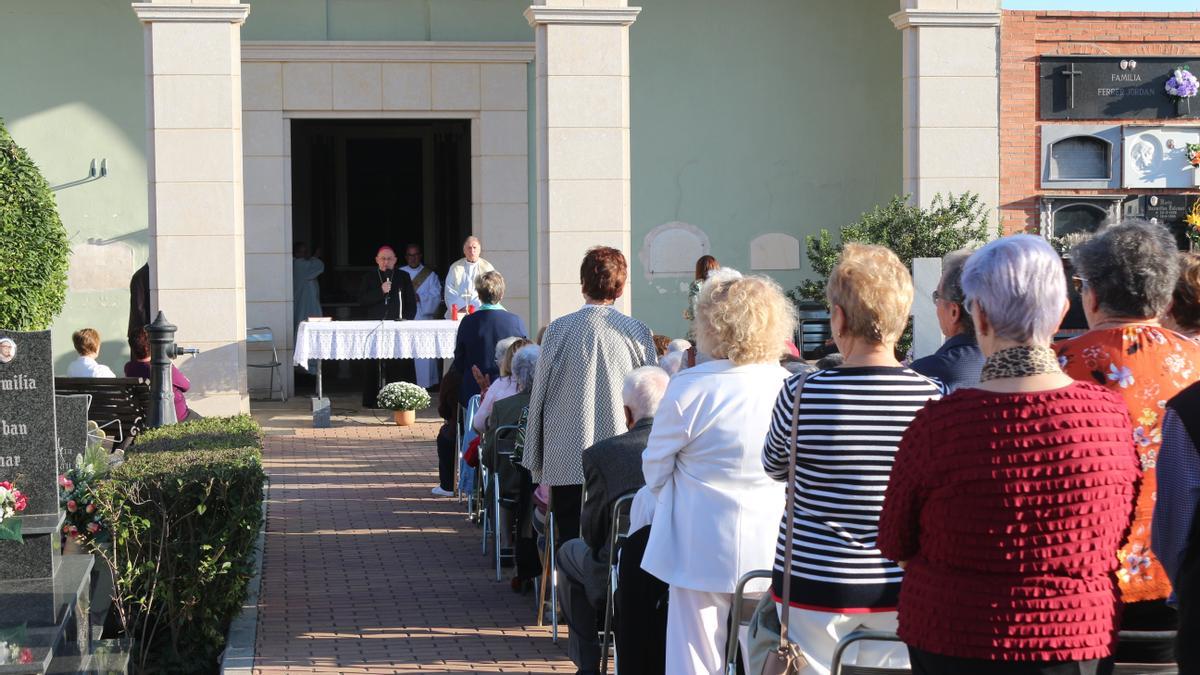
[{"x1": 519, "y1": 246, "x2": 657, "y2": 542}]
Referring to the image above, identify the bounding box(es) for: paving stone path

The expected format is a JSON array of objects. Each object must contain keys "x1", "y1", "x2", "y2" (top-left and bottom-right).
[{"x1": 252, "y1": 410, "x2": 574, "y2": 674}]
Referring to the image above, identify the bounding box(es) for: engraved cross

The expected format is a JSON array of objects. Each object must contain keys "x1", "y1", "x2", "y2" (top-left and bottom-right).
[{"x1": 1063, "y1": 62, "x2": 1084, "y2": 109}]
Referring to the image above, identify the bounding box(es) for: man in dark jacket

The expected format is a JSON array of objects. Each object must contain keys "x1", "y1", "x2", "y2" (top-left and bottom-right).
[
  {"x1": 911, "y1": 249, "x2": 984, "y2": 392},
  {"x1": 558, "y1": 366, "x2": 669, "y2": 675},
  {"x1": 451, "y1": 270, "x2": 526, "y2": 406},
  {"x1": 359, "y1": 245, "x2": 418, "y2": 407}
]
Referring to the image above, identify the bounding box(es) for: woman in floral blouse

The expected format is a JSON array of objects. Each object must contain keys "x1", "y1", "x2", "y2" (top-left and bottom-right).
[{"x1": 1056, "y1": 220, "x2": 1200, "y2": 667}]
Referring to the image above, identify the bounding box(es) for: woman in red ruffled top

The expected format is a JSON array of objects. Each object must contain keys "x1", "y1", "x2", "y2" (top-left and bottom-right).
[{"x1": 878, "y1": 234, "x2": 1140, "y2": 674}]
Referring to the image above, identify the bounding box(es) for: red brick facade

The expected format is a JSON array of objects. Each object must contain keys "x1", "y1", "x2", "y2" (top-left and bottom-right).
[{"x1": 1000, "y1": 11, "x2": 1200, "y2": 235}]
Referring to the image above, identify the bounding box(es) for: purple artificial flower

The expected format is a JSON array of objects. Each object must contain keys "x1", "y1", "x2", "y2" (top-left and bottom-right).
[{"x1": 1166, "y1": 68, "x2": 1199, "y2": 99}]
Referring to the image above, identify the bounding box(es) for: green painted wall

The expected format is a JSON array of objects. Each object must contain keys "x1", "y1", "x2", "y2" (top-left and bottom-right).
[
  {"x1": 629, "y1": 0, "x2": 903, "y2": 339},
  {"x1": 0, "y1": 0, "x2": 148, "y2": 375}
]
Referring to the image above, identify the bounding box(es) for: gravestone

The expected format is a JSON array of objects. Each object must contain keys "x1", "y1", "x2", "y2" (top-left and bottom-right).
[
  {"x1": 1122, "y1": 126, "x2": 1200, "y2": 189},
  {"x1": 54, "y1": 395, "x2": 89, "y2": 476},
  {"x1": 1137, "y1": 194, "x2": 1197, "y2": 251},
  {"x1": 1041, "y1": 56, "x2": 1200, "y2": 120},
  {"x1": 0, "y1": 330, "x2": 62, "y2": 581}
]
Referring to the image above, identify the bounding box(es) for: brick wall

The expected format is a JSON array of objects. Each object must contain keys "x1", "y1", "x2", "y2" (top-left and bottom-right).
[{"x1": 1000, "y1": 11, "x2": 1200, "y2": 234}]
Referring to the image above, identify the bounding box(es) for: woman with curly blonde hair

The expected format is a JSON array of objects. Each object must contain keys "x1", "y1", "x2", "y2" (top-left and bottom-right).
[
  {"x1": 761, "y1": 243, "x2": 943, "y2": 673},
  {"x1": 640, "y1": 273, "x2": 797, "y2": 674}
]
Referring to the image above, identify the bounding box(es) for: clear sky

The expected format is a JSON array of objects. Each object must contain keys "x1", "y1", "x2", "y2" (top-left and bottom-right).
[{"x1": 1002, "y1": 0, "x2": 1199, "y2": 9}]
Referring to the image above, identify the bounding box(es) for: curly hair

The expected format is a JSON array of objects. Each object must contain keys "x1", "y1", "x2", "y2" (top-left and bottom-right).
[
  {"x1": 1169, "y1": 251, "x2": 1200, "y2": 333},
  {"x1": 826, "y1": 243, "x2": 913, "y2": 345},
  {"x1": 1071, "y1": 219, "x2": 1179, "y2": 319},
  {"x1": 695, "y1": 275, "x2": 796, "y2": 365},
  {"x1": 580, "y1": 246, "x2": 627, "y2": 301}
]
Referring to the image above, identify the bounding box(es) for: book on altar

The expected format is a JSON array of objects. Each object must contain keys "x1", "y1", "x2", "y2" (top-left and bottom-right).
[{"x1": 307, "y1": 316, "x2": 331, "y2": 322}]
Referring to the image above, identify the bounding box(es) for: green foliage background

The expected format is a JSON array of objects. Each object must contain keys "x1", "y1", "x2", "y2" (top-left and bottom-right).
[
  {"x1": 791, "y1": 193, "x2": 998, "y2": 305},
  {"x1": 0, "y1": 118, "x2": 70, "y2": 330}
]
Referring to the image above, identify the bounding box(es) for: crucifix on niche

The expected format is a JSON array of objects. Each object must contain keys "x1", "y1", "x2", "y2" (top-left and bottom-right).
[{"x1": 1062, "y1": 62, "x2": 1083, "y2": 109}]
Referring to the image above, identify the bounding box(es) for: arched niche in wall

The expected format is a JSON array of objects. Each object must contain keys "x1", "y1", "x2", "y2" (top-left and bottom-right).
[
  {"x1": 639, "y1": 222, "x2": 709, "y2": 281},
  {"x1": 749, "y1": 233, "x2": 801, "y2": 271},
  {"x1": 1049, "y1": 136, "x2": 1111, "y2": 181}
]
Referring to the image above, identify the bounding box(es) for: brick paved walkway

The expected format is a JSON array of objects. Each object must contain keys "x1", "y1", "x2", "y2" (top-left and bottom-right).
[{"x1": 252, "y1": 407, "x2": 573, "y2": 674}]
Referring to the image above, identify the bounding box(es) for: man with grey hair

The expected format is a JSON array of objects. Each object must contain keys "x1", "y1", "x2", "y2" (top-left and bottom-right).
[
  {"x1": 558, "y1": 366, "x2": 670, "y2": 675},
  {"x1": 443, "y1": 235, "x2": 495, "y2": 317},
  {"x1": 911, "y1": 249, "x2": 984, "y2": 391}
]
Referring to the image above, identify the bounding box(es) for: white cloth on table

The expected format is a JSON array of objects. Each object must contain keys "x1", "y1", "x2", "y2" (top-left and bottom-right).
[
  {"x1": 472, "y1": 375, "x2": 518, "y2": 436},
  {"x1": 66, "y1": 356, "x2": 115, "y2": 378},
  {"x1": 640, "y1": 359, "x2": 788, "y2": 593},
  {"x1": 443, "y1": 257, "x2": 494, "y2": 318},
  {"x1": 401, "y1": 263, "x2": 443, "y2": 387},
  {"x1": 292, "y1": 256, "x2": 324, "y2": 330},
  {"x1": 665, "y1": 585, "x2": 730, "y2": 675},
  {"x1": 293, "y1": 320, "x2": 458, "y2": 364},
  {"x1": 775, "y1": 606, "x2": 906, "y2": 675}
]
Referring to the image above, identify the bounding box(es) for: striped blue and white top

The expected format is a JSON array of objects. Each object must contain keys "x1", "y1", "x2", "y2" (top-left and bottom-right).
[{"x1": 762, "y1": 366, "x2": 943, "y2": 612}]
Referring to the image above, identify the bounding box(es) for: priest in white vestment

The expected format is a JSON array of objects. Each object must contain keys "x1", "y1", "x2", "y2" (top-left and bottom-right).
[
  {"x1": 401, "y1": 244, "x2": 444, "y2": 388},
  {"x1": 293, "y1": 242, "x2": 324, "y2": 330},
  {"x1": 443, "y1": 235, "x2": 495, "y2": 318}
]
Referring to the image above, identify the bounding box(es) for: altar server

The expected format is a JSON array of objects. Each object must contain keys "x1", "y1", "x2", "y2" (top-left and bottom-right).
[
  {"x1": 443, "y1": 235, "x2": 495, "y2": 317},
  {"x1": 358, "y1": 245, "x2": 417, "y2": 407},
  {"x1": 292, "y1": 241, "x2": 324, "y2": 332},
  {"x1": 401, "y1": 243, "x2": 443, "y2": 388}
]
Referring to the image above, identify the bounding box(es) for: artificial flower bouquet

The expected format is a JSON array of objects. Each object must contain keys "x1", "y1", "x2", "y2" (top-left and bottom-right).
[
  {"x1": 58, "y1": 443, "x2": 112, "y2": 543},
  {"x1": 0, "y1": 481, "x2": 27, "y2": 542}
]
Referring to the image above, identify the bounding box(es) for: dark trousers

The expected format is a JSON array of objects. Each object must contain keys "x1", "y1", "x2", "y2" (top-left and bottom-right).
[
  {"x1": 1097, "y1": 599, "x2": 1178, "y2": 674},
  {"x1": 360, "y1": 359, "x2": 416, "y2": 408},
  {"x1": 558, "y1": 538, "x2": 608, "y2": 675},
  {"x1": 435, "y1": 422, "x2": 456, "y2": 491},
  {"x1": 1179, "y1": 561, "x2": 1198, "y2": 675},
  {"x1": 910, "y1": 647, "x2": 1098, "y2": 675},
  {"x1": 550, "y1": 484, "x2": 583, "y2": 543},
  {"x1": 615, "y1": 526, "x2": 668, "y2": 675}
]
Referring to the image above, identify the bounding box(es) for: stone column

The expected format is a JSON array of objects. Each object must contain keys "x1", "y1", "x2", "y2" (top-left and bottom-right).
[
  {"x1": 133, "y1": 1, "x2": 251, "y2": 416},
  {"x1": 526, "y1": 2, "x2": 640, "y2": 324},
  {"x1": 891, "y1": 0, "x2": 1001, "y2": 218}
]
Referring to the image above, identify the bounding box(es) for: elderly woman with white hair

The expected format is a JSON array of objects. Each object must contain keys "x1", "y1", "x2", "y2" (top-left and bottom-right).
[
  {"x1": 878, "y1": 234, "x2": 1140, "y2": 675},
  {"x1": 472, "y1": 336, "x2": 529, "y2": 435},
  {"x1": 639, "y1": 274, "x2": 795, "y2": 674},
  {"x1": 482, "y1": 343, "x2": 542, "y2": 591}
]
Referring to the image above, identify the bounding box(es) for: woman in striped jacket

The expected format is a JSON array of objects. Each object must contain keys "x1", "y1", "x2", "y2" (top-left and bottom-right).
[{"x1": 762, "y1": 244, "x2": 943, "y2": 674}]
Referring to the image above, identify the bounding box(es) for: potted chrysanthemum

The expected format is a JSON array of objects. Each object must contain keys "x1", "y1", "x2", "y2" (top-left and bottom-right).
[{"x1": 377, "y1": 381, "x2": 431, "y2": 426}]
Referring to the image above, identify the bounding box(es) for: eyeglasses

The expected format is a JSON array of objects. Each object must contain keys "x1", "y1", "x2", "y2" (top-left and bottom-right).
[
  {"x1": 931, "y1": 290, "x2": 942, "y2": 302},
  {"x1": 1071, "y1": 276, "x2": 1088, "y2": 294}
]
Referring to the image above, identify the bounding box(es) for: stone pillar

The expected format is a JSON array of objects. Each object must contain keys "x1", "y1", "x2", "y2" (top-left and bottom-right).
[
  {"x1": 891, "y1": 0, "x2": 1001, "y2": 219},
  {"x1": 526, "y1": 2, "x2": 640, "y2": 324},
  {"x1": 133, "y1": 1, "x2": 251, "y2": 416}
]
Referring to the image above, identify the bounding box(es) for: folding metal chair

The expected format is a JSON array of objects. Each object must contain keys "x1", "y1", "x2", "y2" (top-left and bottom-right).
[
  {"x1": 600, "y1": 492, "x2": 637, "y2": 674},
  {"x1": 458, "y1": 395, "x2": 481, "y2": 516},
  {"x1": 246, "y1": 327, "x2": 287, "y2": 402},
  {"x1": 724, "y1": 569, "x2": 773, "y2": 675},
  {"x1": 486, "y1": 424, "x2": 521, "y2": 581},
  {"x1": 831, "y1": 630, "x2": 909, "y2": 675},
  {"x1": 536, "y1": 508, "x2": 559, "y2": 643}
]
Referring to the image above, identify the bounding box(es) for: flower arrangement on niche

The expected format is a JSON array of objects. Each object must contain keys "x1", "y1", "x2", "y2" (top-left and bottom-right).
[
  {"x1": 58, "y1": 441, "x2": 113, "y2": 543},
  {"x1": 1187, "y1": 143, "x2": 1200, "y2": 168},
  {"x1": 1166, "y1": 66, "x2": 1199, "y2": 101},
  {"x1": 1185, "y1": 200, "x2": 1200, "y2": 251},
  {"x1": 0, "y1": 481, "x2": 28, "y2": 542}
]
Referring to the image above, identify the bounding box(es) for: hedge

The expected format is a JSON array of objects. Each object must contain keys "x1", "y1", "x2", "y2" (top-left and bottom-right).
[
  {"x1": 0, "y1": 118, "x2": 70, "y2": 330},
  {"x1": 88, "y1": 416, "x2": 266, "y2": 674}
]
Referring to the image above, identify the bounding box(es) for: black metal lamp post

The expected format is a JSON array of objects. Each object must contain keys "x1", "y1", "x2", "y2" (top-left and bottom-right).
[{"x1": 146, "y1": 311, "x2": 200, "y2": 428}]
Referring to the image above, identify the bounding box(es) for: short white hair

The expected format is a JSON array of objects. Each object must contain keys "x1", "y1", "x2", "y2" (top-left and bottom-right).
[
  {"x1": 494, "y1": 335, "x2": 520, "y2": 364},
  {"x1": 512, "y1": 344, "x2": 540, "y2": 392},
  {"x1": 666, "y1": 339, "x2": 691, "y2": 354},
  {"x1": 622, "y1": 366, "x2": 670, "y2": 420},
  {"x1": 705, "y1": 267, "x2": 743, "y2": 285},
  {"x1": 659, "y1": 351, "x2": 685, "y2": 377},
  {"x1": 961, "y1": 234, "x2": 1066, "y2": 344}
]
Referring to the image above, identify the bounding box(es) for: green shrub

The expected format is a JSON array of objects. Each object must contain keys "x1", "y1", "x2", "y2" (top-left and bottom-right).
[
  {"x1": 88, "y1": 417, "x2": 266, "y2": 674},
  {"x1": 0, "y1": 118, "x2": 70, "y2": 330},
  {"x1": 131, "y1": 414, "x2": 262, "y2": 454}
]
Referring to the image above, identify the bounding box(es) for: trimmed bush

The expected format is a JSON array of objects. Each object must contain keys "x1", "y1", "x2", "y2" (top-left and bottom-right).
[
  {"x1": 131, "y1": 414, "x2": 262, "y2": 454},
  {"x1": 0, "y1": 118, "x2": 70, "y2": 330},
  {"x1": 88, "y1": 416, "x2": 266, "y2": 674}
]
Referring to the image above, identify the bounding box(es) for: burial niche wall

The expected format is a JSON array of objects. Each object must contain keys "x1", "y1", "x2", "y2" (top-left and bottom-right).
[{"x1": 1041, "y1": 125, "x2": 1121, "y2": 189}]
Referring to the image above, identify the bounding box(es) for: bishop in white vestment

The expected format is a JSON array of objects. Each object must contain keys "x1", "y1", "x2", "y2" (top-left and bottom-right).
[{"x1": 401, "y1": 244, "x2": 444, "y2": 388}]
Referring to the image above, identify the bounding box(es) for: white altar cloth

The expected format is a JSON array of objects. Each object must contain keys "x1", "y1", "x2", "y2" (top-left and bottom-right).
[{"x1": 293, "y1": 320, "x2": 458, "y2": 364}]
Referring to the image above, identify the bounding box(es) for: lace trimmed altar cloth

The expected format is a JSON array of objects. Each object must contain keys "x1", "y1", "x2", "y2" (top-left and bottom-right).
[{"x1": 293, "y1": 320, "x2": 459, "y2": 364}]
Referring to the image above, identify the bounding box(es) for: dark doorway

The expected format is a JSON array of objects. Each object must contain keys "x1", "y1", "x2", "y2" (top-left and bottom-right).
[{"x1": 291, "y1": 119, "x2": 471, "y2": 393}]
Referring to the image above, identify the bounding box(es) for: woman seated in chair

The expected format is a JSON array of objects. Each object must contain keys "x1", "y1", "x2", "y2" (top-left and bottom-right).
[
  {"x1": 481, "y1": 343, "x2": 542, "y2": 592},
  {"x1": 473, "y1": 336, "x2": 530, "y2": 436},
  {"x1": 124, "y1": 328, "x2": 199, "y2": 422}
]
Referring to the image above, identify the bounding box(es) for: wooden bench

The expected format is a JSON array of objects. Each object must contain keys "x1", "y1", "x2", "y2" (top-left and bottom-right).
[{"x1": 54, "y1": 377, "x2": 152, "y2": 450}]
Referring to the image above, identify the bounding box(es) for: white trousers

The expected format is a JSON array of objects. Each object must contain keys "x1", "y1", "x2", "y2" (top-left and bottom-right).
[
  {"x1": 666, "y1": 585, "x2": 731, "y2": 675},
  {"x1": 776, "y1": 604, "x2": 908, "y2": 675}
]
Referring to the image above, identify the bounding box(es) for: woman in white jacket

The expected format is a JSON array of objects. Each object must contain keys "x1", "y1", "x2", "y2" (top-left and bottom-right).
[{"x1": 641, "y1": 274, "x2": 796, "y2": 674}]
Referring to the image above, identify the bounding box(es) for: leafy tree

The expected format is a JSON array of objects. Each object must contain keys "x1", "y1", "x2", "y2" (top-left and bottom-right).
[
  {"x1": 0, "y1": 118, "x2": 70, "y2": 330},
  {"x1": 791, "y1": 193, "x2": 997, "y2": 305}
]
